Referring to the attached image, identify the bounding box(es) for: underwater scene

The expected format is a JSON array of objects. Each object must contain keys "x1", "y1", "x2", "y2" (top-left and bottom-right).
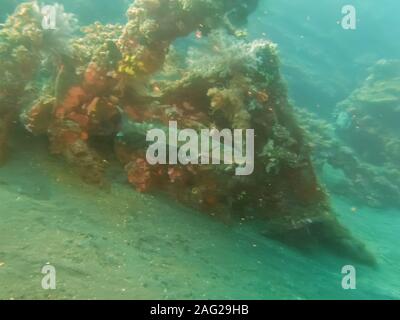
[{"x1": 0, "y1": 0, "x2": 399, "y2": 300}]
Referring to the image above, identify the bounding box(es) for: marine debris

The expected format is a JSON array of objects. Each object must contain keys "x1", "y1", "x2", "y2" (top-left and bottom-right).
[{"x1": 0, "y1": 1, "x2": 376, "y2": 265}]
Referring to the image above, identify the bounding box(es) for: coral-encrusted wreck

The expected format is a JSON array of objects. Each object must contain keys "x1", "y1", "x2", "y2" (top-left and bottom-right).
[
  {"x1": 0, "y1": 1, "x2": 376, "y2": 265},
  {"x1": 296, "y1": 60, "x2": 400, "y2": 210}
]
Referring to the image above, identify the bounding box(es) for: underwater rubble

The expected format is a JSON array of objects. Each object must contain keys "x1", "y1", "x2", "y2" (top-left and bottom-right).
[{"x1": 0, "y1": 1, "x2": 376, "y2": 265}]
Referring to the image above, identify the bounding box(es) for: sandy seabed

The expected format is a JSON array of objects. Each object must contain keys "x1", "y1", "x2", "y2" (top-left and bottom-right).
[{"x1": 0, "y1": 133, "x2": 399, "y2": 300}]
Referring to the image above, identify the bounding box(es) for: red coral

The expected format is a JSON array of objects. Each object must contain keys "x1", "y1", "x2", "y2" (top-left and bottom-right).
[
  {"x1": 56, "y1": 86, "x2": 87, "y2": 119},
  {"x1": 83, "y1": 62, "x2": 108, "y2": 93},
  {"x1": 126, "y1": 158, "x2": 154, "y2": 192}
]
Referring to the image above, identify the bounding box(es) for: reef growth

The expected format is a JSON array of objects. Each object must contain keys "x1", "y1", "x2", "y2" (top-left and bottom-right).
[
  {"x1": 0, "y1": 1, "x2": 376, "y2": 265},
  {"x1": 333, "y1": 60, "x2": 400, "y2": 208}
]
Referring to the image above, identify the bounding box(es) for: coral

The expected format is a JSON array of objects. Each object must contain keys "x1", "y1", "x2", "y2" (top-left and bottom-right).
[
  {"x1": 207, "y1": 86, "x2": 251, "y2": 129},
  {"x1": 335, "y1": 60, "x2": 400, "y2": 165},
  {"x1": 0, "y1": 3, "x2": 46, "y2": 163},
  {"x1": 0, "y1": 2, "x2": 78, "y2": 162},
  {"x1": 48, "y1": 119, "x2": 107, "y2": 184},
  {"x1": 296, "y1": 107, "x2": 400, "y2": 209},
  {"x1": 330, "y1": 60, "x2": 400, "y2": 208},
  {"x1": 117, "y1": 30, "x2": 375, "y2": 264},
  {"x1": 0, "y1": 0, "x2": 376, "y2": 265},
  {"x1": 20, "y1": 95, "x2": 55, "y2": 135}
]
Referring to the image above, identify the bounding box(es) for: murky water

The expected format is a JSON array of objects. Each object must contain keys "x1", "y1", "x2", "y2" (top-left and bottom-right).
[{"x1": 0, "y1": 1, "x2": 399, "y2": 300}]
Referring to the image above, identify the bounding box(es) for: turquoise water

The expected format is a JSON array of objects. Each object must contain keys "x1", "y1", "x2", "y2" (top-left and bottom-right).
[{"x1": 0, "y1": 1, "x2": 399, "y2": 300}]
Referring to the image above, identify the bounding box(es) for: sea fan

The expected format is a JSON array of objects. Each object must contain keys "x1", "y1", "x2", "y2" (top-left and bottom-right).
[{"x1": 186, "y1": 30, "x2": 278, "y2": 78}]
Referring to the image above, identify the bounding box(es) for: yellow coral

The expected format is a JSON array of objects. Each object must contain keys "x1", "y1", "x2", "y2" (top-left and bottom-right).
[
  {"x1": 124, "y1": 66, "x2": 135, "y2": 76},
  {"x1": 118, "y1": 54, "x2": 138, "y2": 76}
]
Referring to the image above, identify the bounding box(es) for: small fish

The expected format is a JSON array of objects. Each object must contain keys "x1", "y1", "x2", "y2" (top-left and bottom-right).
[
  {"x1": 235, "y1": 30, "x2": 248, "y2": 38},
  {"x1": 195, "y1": 30, "x2": 203, "y2": 39}
]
